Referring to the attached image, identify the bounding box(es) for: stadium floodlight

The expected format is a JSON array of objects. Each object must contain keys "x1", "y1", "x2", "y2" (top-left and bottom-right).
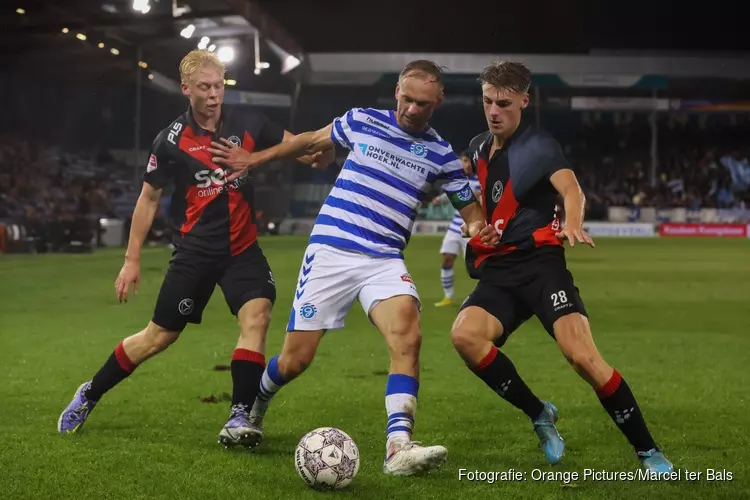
[
  {"x1": 98, "y1": 42, "x2": 105, "y2": 48},
  {"x1": 226, "y1": 79, "x2": 237, "y2": 86},
  {"x1": 197, "y1": 36, "x2": 210, "y2": 50},
  {"x1": 217, "y1": 46, "x2": 235, "y2": 63},
  {"x1": 110, "y1": 47, "x2": 120, "y2": 55},
  {"x1": 132, "y1": 0, "x2": 150, "y2": 14},
  {"x1": 138, "y1": 61, "x2": 148, "y2": 69},
  {"x1": 266, "y1": 40, "x2": 302, "y2": 75},
  {"x1": 16, "y1": 8, "x2": 25, "y2": 14},
  {"x1": 208, "y1": 44, "x2": 216, "y2": 53},
  {"x1": 180, "y1": 24, "x2": 195, "y2": 39},
  {"x1": 61, "y1": 27, "x2": 69, "y2": 34},
  {"x1": 76, "y1": 33, "x2": 87, "y2": 41}
]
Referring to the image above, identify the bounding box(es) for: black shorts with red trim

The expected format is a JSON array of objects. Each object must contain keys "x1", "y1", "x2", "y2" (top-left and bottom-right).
[
  {"x1": 460, "y1": 246, "x2": 587, "y2": 346},
  {"x1": 152, "y1": 242, "x2": 276, "y2": 332}
]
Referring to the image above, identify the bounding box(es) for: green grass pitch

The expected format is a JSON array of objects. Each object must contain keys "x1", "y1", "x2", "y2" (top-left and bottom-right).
[{"x1": 1, "y1": 236, "x2": 748, "y2": 499}]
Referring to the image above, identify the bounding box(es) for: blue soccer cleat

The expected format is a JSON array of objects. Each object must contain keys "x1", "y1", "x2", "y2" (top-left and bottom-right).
[
  {"x1": 218, "y1": 404, "x2": 263, "y2": 449},
  {"x1": 638, "y1": 448, "x2": 674, "y2": 474},
  {"x1": 532, "y1": 401, "x2": 565, "y2": 465},
  {"x1": 58, "y1": 381, "x2": 97, "y2": 434}
]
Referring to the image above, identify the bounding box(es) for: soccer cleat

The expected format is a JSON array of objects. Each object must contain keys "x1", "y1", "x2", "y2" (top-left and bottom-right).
[
  {"x1": 218, "y1": 404, "x2": 263, "y2": 449},
  {"x1": 532, "y1": 401, "x2": 565, "y2": 465},
  {"x1": 248, "y1": 398, "x2": 269, "y2": 430},
  {"x1": 434, "y1": 297, "x2": 454, "y2": 308},
  {"x1": 382, "y1": 441, "x2": 448, "y2": 476},
  {"x1": 638, "y1": 448, "x2": 674, "y2": 474},
  {"x1": 58, "y1": 381, "x2": 97, "y2": 434}
]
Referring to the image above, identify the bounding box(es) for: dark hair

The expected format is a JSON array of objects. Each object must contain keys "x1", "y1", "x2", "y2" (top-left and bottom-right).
[
  {"x1": 399, "y1": 59, "x2": 446, "y2": 88},
  {"x1": 459, "y1": 149, "x2": 472, "y2": 159},
  {"x1": 478, "y1": 61, "x2": 531, "y2": 94}
]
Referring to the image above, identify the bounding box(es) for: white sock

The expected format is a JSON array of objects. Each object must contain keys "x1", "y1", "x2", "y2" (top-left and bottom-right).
[
  {"x1": 440, "y1": 267, "x2": 454, "y2": 299},
  {"x1": 385, "y1": 374, "x2": 419, "y2": 457},
  {"x1": 249, "y1": 355, "x2": 286, "y2": 425}
]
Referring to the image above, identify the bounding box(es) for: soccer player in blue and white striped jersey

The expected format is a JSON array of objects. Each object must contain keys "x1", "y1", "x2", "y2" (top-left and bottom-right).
[
  {"x1": 211, "y1": 60, "x2": 497, "y2": 476},
  {"x1": 433, "y1": 150, "x2": 483, "y2": 307}
]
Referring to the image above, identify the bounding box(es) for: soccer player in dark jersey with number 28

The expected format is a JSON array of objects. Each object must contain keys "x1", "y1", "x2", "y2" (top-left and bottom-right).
[
  {"x1": 57, "y1": 50, "x2": 328, "y2": 447},
  {"x1": 451, "y1": 61, "x2": 673, "y2": 474}
]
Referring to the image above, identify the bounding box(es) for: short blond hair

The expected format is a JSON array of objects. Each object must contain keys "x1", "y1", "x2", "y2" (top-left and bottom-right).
[{"x1": 179, "y1": 49, "x2": 225, "y2": 85}]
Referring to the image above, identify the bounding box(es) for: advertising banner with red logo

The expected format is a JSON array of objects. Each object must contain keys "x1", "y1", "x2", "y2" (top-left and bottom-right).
[{"x1": 659, "y1": 223, "x2": 748, "y2": 238}]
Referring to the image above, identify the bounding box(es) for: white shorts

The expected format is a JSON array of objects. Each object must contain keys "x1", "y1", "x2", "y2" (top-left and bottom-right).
[
  {"x1": 439, "y1": 229, "x2": 469, "y2": 257},
  {"x1": 287, "y1": 244, "x2": 421, "y2": 332}
]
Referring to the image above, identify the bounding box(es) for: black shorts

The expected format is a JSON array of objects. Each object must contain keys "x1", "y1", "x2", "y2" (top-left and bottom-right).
[
  {"x1": 152, "y1": 243, "x2": 276, "y2": 332},
  {"x1": 460, "y1": 246, "x2": 587, "y2": 346}
]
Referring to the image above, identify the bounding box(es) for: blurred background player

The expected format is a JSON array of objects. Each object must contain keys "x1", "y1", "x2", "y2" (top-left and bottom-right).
[
  {"x1": 450, "y1": 61, "x2": 673, "y2": 473},
  {"x1": 433, "y1": 149, "x2": 482, "y2": 307},
  {"x1": 210, "y1": 60, "x2": 497, "y2": 475},
  {"x1": 57, "y1": 50, "x2": 326, "y2": 446}
]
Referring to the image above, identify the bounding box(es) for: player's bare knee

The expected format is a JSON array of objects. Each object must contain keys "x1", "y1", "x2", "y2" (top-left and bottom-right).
[
  {"x1": 386, "y1": 321, "x2": 421, "y2": 359},
  {"x1": 147, "y1": 323, "x2": 180, "y2": 350},
  {"x1": 239, "y1": 310, "x2": 271, "y2": 340},
  {"x1": 442, "y1": 254, "x2": 455, "y2": 268},
  {"x1": 125, "y1": 322, "x2": 179, "y2": 362},
  {"x1": 451, "y1": 309, "x2": 493, "y2": 356}
]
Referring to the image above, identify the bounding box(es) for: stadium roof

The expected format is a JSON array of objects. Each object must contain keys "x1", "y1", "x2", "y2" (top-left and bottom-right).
[
  {"x1": 258, "y1": 0, "x2": 749, "y2": 54},
  {"x1": 2, "y1": 0, "x2": 300, "y2": 91},
  {"x1": 4, "y1": 0, "x2": 748, "y2": 88}
]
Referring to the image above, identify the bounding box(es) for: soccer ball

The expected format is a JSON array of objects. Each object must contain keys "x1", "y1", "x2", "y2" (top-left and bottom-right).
[{"x1": 294, "y1": 427, "x2": 360, "y2": 490}]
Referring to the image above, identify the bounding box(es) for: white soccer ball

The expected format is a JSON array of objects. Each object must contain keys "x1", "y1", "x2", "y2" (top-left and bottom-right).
[{"x1": 294, "y1": 427, "x2": 360, "y2": 490}]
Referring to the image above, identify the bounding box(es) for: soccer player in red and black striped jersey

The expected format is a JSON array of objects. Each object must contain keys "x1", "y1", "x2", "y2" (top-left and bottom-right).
[
  {"x1": 58, "y1": 50, "x2": 329, "y2": 447},
  {"x1": 451, "y1": 61, "x2": 673, "y2": 474}
]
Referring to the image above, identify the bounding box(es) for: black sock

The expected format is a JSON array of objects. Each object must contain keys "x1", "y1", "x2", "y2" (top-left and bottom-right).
[
  {"x1": 472, "y1": 346, "x2": 545, "y2": 420},
  {"x1": 231, "y1": 349, "x2": 266, "y2": 409},
  {"x1": 597, "y1": 369, "x2": 657, "y2": 453},
  {"x1": 85, "y1": 342, "x2": 137, "y2": 401}
]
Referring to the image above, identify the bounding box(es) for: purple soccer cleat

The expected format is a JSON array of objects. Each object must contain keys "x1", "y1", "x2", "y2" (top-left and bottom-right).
[
  {"x1": 58, "y1": 382, "x2": 97, "y2": 434},
  {"x1": 218, "y1": 404, "x2": 263, "y2": 449}
]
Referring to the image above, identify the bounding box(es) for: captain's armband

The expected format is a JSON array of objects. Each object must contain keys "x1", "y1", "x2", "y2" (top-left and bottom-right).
[{"x1": 447, "y1": 184, "x2": 477, "y2": 211}]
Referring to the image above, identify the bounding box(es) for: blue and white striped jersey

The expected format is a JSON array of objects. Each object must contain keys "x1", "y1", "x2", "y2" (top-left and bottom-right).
[
  {"x1": 311, "y1": 107, "x2": 471, "y2": 258},
  {"x1": 447, "y1": 175, "x2": 482, "y2": 236}
]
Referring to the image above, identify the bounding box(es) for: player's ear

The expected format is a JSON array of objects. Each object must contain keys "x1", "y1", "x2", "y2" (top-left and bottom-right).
[
  {"x1": 181, "y1": 83, "x2": 190, "y2": 98},
  {"x1": 520, "y1": 93, "x2": 530, "y2": 109},
  {"x1": 394, "y1": 84, "x2": 400, "y2": 101}
]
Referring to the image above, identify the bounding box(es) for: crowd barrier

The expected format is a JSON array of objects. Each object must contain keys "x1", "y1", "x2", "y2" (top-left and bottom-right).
[
  {"x1": 3, "y1": 218, "x2": 749, "y2": 254},
  {"x1": 276, "y1": 219, "x2": 750, "y2": 239}
]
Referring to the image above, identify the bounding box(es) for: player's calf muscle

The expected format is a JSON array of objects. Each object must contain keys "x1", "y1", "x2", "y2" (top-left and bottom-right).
[{"x1": 277, "y1": 330, "x2": 323, "y2": 379}]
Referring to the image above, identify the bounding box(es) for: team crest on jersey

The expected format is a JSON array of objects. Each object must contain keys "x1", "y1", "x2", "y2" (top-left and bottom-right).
[
  {"x1": 400, "y1": 273, "x2": 414, "y2": 284},
  {"x1": 410, "y1": 142, "x2": 427, "y2": 158},
  {"x1": 300, "y1": 303, "x2": 317, "y2": 319},
  {"x1": 147, "y1": 154, "x2": 158, "y2": 173},
  {"x1": 228, "y1": 135, "x2": 241, "y2": 147},
  {"x1": 492, "y1": 180, "x2": 504, "y2": 203},
  {"x1": 457, "y1": 185, "x2": 473, "y2": 201}
]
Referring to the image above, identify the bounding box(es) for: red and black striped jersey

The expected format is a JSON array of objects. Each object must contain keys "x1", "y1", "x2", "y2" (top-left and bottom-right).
[
  {"x1": 466, "y1": 123, "x2": 569, "y2": 273},
  {"x1": 143, "y1": 105, "x2": 284, "y2": 256}
]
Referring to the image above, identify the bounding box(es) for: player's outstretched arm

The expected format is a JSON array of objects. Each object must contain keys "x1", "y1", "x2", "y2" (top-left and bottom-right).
[
  {"x1": 115, "y1": 182, "x2": 162, "y2": 303},
  {"x1": 550, "y1": 169, "x2": 595, "y2": 248},
  {"x1": 214, "y1": 124, "x2": 334, "y2": 181},
  {"x1": 282, "y1": 130, "x2": 336, "y2": 169}
]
